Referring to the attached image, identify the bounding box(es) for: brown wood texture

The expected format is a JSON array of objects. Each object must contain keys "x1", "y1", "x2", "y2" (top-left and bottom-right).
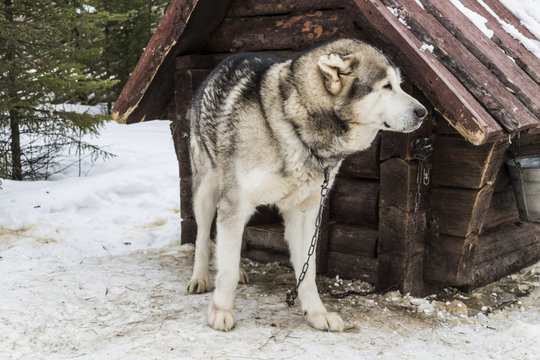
[
  {"x1": 430, "y1": 185, "x2": 495, "y2": 237},
  {"x1": 460, "y1": 0, "x2": 540, "y2": 84},
  {"x1": 377, "y1": 253, "x2": 425, "y2": 294},
  {"x1": 181, "y1": 218, "x2": 197, "y2": 244},
  {"x1": 474, "y1": 222, "x2": 540, "y2": 265},
  {"x1": 424, "y1": 234, "x2": 477, "y2": 286},
  {"x1": 379, "y1": 158, "x2": 428, "y2": 212},
  {"x1": 326, "y1": 252, "x2": 378, "y2": 283},
  {"x1": 329, "y1": 177, "x2": 379, "y2": 227},
  {"x1": 483, "y1": 187, "x2": 520, "y2": 231},
  {"x1": 391, "y1": 0, "x2": 539, "y2": 133},
  {"x1": 431, "y1": 136, "x2": 508, "y2": 189},
  {"x1": 421, "y1": 0, "x2": 540, "y2": 118},
  {"x1": 243, "y1": 223, "x2": 288, "y2": 253},
  {"x1": 243, "y1": 249, "x2": 290, "y2": 265},
  {"x1": 328, "y1": 223, "x2": 378, "y2": 258},
  {"x1": 349, "y1": 0, "x2": 505, "y2": 145},
  {"x1": 339, "y1": 138, "x2": 380, "y2": 179},
  {"x1": 378, "y1": 206, "x2": 427, "y2": 257},
  {"x1": 113, "y1": 0, "x2": 231, "y2": 124},
  {"x1": 226, "y1": 0, "x2": 345, "y2": 17},
  {"x1": 204, "y1": 10, "x2": 362, "y2": 53}
]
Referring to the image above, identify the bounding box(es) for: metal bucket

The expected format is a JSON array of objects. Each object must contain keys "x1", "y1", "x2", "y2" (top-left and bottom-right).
[{"x1": 507, "y1": 155, "x2": 540, "y2": 223}]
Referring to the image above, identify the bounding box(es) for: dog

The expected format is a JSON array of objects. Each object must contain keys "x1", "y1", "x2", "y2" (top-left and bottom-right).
[{"x1": 186, "y1": 38, "x2": 427, "y2": 332}]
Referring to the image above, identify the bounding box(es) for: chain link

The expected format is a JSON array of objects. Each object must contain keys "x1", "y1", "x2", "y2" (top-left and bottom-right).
[{"x1": 286, "y1": 166, "x2": 330, "y2": 307}]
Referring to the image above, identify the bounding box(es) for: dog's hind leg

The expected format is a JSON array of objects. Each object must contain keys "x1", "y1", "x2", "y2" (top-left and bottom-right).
[
  {"x1": 208, "y1": 196, "x2": 253, "y2": 331},
  {"x1": 283, "y1": 205, "x2": 344, "y2": 332},
  {"x1": 188, "y1": 172, "x2": 218, "y2": 294}
]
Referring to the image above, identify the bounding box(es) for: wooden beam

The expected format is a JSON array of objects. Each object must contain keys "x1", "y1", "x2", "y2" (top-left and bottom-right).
[
  {"x1": 113, "y1": 0, "x2": 232, "y2": 124},
  {"x1": 421, "y1": 0, "x2": 540, "y2": 118},
  {"x1": 424, "y1": 234, "x2": 477, "y2": 286},
  {"x1": 329, "y1": 177, "x2": 379, "y2": 227},
  {"x1": 348, "y1": 0, "x2": 505, "y2": 144},
  {"x1": 243, "y1": 223, "x2": 288, "y2": 253},
  {"x1": 379, "y1": 121, "x2": 432, "y2": 161},
  {"x1": 483, "y1": 187, "x2": 520, "y2": 231},
  {"x1": 474, "y1": 222, "x2": 540, "y2": 266},
  {"x1": 459, "y1": 0, "x2": 540, "y2": 84},
  {"x1": 204, "y1": 10, "x2": 362, "y2": 53},
  {"x1": 430, "y1": 185, "x2": 495, "y2": 237},
  {"x1": 328, "y1": 223, "x2": 378, "y2": 258},
  {"x1": 339, "y1": 137, "x2": 380, "y2": 179},
  {"x1": 431, "y1": 136, "x2": 508, "y2": 189},
  {"x1": 226, "y1": 0, "x2": 345, "y2": 18},
  {"x1": 392, "y1": 0, "x2": 539, "y2": 133},
  {"x1": 379, "y1": 158, "x2": 429, "y2": 212}
]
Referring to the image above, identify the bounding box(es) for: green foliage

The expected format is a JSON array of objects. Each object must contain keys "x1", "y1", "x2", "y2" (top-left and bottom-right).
[{"x1": 0, "y1": 0, "x2": 167, "y2": 180}]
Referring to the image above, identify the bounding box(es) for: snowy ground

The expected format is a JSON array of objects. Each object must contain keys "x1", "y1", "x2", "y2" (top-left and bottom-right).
[{"x1": 1, "y1": 121, "x2": 539, "y2": 360}]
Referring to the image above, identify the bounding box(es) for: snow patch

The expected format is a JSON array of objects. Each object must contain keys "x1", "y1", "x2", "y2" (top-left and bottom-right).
[
  {"x1": 478, "y1": 0, "x2": 540, "y2": 59},
  {"x1": 449, "y1": 0, "x2": 494, "y2": 38}
]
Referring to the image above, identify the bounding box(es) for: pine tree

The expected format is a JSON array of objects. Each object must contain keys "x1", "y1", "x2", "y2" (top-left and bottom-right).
[{"x1": 0, "y1": 0, "x2": 116, "y2": 180}]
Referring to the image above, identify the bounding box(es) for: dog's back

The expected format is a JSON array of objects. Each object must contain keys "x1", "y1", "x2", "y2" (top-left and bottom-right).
[{"x1": 190, "y1": 53, "x2": 283, "y2": 172}]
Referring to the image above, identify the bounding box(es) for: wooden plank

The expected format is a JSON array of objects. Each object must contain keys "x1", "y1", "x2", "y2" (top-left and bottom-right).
[
  {"x1": 380, "y1": 121, "x2": 432, "y2": 161},
  {"x1": 474, "y1": 222, "x2": 540, "y2": 265},
  {"x1": 339, "y1": 137, "x2": 380, "y2": 179},
  {"x1": 423, "y1": 0, "x2": 540, "y2": 118},
  {"x1": 430, "y1": 185, "x2": 495, "y2": 237},
  {"x1": 181, "y1": 218, "x2": 197, "y2": 244},
  {"x1": 431, "y1": 136, "x2": 508, "y2": 189},
  {"x1": 226, "y1": 0, "x2": 345, "y2": 17},
  {"x1": 390, "y1": 0, "x2": 539, "y2": 133},
  {"x1": 329, "y1": 177, "x2": 379, "y2": 227},
  {"x1": 460, "y1": 0, "x2": 540, "y2": 84},
  {"x1": 348, "y1": 0, "x2": 505, "y2": 145},
  {"x1": 328, "y1": 223, "x2": 378, "y2": 258},
  {"x1": 113, "y1": 0, "x2": 232, "y2": 124},
  {"x1": 204, "y1": 10, "x2": 362, "y2": 53},
  {"x1": 379, "y1": 158, "x2": 429, "y2": 212},
  {"x1": 378, "y1": 206, "x2": 426, "y2": 257},
  {"x1": 326, "y1": 252, "x2": 378, "y2": 283},
  {"x1": 424, "y1": 233, "x2": 477, "y2": 286},
  {"x1": 482, "y1": 0, "x2": 540, "y2": 42},
  {"x1": 483, "y1": 187, "x2": 520, "y2": 231},
  {"x1": 243, "y1": 223, "x2": 288, "y2": 253},
  {"x1": 377, "y1": 253, "x2": 426, "y2": 295}
]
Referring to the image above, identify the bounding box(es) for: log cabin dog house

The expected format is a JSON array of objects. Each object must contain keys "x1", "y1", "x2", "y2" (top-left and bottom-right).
[{"x1": 113, "y1": 0, "x2": 540, "y2": 295}]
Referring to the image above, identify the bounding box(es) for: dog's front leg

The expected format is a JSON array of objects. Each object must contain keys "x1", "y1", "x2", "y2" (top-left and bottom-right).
[
  {"x1": 208, "y1": 199, "x2": 252, "y2": 331},
  {"x1": 283, "y1": 207, "x2": 344, "y2": 332}
]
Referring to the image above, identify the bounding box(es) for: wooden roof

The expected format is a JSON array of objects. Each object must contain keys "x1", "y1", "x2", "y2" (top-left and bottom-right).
[{"x1": 112, "y1": 0, "x2": 540, "y2": 145}]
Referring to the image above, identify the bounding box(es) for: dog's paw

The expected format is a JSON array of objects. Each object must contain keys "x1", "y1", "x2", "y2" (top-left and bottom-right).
[
  {"x1": 208, "y1": 303, "x2": 235, "y2": 331},
  {"x1": 187, "y1": 278, "x2": 209, "y2": 294},
  {"x1": 239, "y1": 268, "x2": 249, "y2": 284},
  {"x1": 305, "y1": 311, "x2": 344, "y2": 332}
]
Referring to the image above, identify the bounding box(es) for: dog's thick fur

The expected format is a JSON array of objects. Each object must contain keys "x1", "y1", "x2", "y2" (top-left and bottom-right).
[{"x1": 187, "y1": 38, "x2": 427, "y2": 332}]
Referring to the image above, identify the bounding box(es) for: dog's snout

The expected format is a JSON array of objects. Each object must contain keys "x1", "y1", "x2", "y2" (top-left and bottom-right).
[{"x1": 414, "y1": 107, "x2": 427, "y2": 119}]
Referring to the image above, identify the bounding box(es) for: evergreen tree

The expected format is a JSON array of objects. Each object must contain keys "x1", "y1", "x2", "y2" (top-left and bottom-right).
[{"x1": 0, "y1": 0, "x2": 116, "y2": 180}]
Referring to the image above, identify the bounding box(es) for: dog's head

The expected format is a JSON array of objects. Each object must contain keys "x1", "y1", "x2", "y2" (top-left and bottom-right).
[{"x1": 315, "y1": 41, "x2": 427, "y2": 136}]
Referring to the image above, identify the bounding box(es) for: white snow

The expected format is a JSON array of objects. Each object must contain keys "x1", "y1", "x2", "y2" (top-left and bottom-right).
[
  {"x1": 420, "y1": 43, "x2": 434, "y2": 53},
  {"x1": 1, "y1": 121, "x2": 539, "y2": 359},
  {"x1": 449, "y1": 0, "x2": 494, "y2": 38},
  {"x1": 497, "y1": 0, "x2": 540, "y2": 58}
]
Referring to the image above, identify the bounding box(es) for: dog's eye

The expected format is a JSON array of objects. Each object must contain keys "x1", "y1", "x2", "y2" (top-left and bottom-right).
[
  {"x1": 383, "y1": 83, "x2": 392, "y2": 90},
  {"x1": 338, "y1": 71, "x2": 352, "y2": 76}
]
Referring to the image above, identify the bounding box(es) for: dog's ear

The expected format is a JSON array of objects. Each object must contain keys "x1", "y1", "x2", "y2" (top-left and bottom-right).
[{"x1": 317, "y1": 53, "x2": 355, "y2": 95}]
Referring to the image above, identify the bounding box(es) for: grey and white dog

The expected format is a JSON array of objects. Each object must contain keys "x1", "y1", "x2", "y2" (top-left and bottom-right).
[{"x1": 187, "y1": 38, "x2": 427, "y2": 332}]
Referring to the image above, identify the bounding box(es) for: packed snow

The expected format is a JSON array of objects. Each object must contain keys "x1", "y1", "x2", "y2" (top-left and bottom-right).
[
  {"x1": 450, "y1": 0, "x2": 494, "y2": 38},
  {"x1": 1, "y1": 121, "x2": 539, "y2": 359}
]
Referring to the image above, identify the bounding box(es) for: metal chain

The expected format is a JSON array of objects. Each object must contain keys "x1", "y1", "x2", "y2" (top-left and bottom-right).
[{"x1": 286, "y1": 165, "x2": 331, "y2": 307}]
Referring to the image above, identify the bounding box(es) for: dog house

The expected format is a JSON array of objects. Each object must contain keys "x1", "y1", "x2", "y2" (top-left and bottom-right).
[{"x1": 112, "y1": 0, "x2": 540, "y2": 295}]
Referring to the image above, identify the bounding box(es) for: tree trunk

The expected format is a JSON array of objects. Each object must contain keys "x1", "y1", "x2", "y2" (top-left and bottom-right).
[
  {"x1": 9, "y1": 110, "x2": 22, "y2": 180},
  {"x1": 5, "y1": 0, "x2": 22, "y2": 180}
]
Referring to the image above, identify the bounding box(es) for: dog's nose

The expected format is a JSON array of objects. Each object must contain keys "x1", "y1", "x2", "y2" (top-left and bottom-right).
[{"x1": 415, "y1": 107, "x2": 427, "y2": 119}]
